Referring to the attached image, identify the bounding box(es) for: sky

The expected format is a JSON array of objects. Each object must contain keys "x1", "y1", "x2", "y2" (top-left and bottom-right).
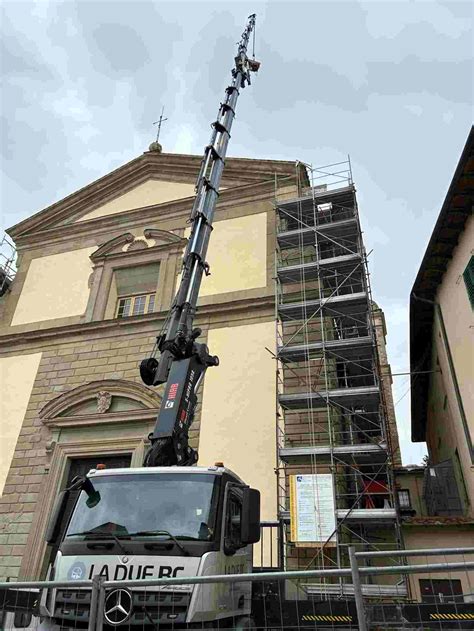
[{"x1": 1, "y1": 0, "x2": 472, "y2": 464}]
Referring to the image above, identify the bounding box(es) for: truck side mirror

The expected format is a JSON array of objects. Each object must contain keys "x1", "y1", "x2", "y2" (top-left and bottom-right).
[
  {"x1": 45, "y1": 490, "x2": 69, "y2": 543},
  {"x1": 83, "y1": 478, "x2": 101, "y2": 508},
  {"x1": 241, "y1": 487, "x2": 260, "y2": 545}
]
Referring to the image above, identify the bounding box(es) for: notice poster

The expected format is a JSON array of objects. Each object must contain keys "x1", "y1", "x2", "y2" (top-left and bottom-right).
[{"x1": 289, "y1": 474, "x2": 337, "y2": 545}]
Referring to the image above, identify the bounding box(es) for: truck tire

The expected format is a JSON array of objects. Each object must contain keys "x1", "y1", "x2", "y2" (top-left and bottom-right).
[{"x1": 234, "y1": 616, "x2": 256, "y2": 630}]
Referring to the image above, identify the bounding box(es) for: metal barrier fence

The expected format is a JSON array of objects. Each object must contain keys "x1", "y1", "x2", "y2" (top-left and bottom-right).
[{"x1": 1, "y1": 547, "x2": 473, "y2": 630}]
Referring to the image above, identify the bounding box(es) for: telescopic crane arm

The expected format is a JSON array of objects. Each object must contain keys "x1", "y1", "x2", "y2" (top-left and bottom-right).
[{"x1": 140, "y1": 14, "x2": 259, "y2": 467}]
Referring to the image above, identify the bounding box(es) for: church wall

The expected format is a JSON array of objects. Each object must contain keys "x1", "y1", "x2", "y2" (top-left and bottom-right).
[
  {"x1": 11, "y1": 248, "x2": 96, "y2": 326},
  {"x1": 0, "y1": 353, "x2": 42, "y2": 495},
  {"x1": 198, "y1": 320, "x2": 277, "y2": 522},
  {"x1": 3, "y1": 196, "x2": 275, "y2": 335},
  {"x1": 76, "y1": 179, "x2": 196, "y2": 222},
  {"x1": 184, "y1": 212, "x2": 268, "y2": 296}
]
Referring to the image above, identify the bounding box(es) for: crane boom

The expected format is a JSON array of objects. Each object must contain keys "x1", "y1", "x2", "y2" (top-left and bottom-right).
[{"x1": 140, "y1": 14, "x2": 259, "y2": 467}]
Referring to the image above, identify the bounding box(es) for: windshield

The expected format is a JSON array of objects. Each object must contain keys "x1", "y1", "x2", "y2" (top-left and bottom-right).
[{"x1": 65, "y1": 473, "x2": 219, "y2": 541}]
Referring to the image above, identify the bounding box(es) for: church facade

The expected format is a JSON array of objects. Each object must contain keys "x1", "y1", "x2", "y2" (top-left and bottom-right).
[{"x1": 0, "y1": 149, "x2": 298, "y2": 580}]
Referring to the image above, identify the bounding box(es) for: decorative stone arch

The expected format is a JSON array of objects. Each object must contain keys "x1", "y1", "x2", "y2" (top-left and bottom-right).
[
  {"x1": 39, "y1": 378, "x2": 162, "y2": 424},
  {"x1": 22, "y1": 379, "x2": 161, "y2": 580},
  {"x1": 143, "y1": 228, "x2": 183, "y2": 246},
  {"x1": 84, "y1": 228, "x2": 187, "y2": 322},
  {"x1": 90, "y1": 229, "x2": 184, "y2": 262},
  {"x1": 90, "y1": 233, "x2": 135, "y2": 261}
]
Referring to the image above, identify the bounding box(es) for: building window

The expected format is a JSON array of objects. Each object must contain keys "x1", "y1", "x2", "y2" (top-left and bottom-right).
[
  {"x1": 419, "y1": 579, "x2": 463, "y2": 603},
  {"x1": 116, "y1": 293, "x2": 155, "y2": 318},
  {"x1": 463, "y1": 255, "x2": 474, "y2": 309},
  {"x1": 423, "y1": 460, "x2": 463, "y2": 516},
  {"x1": 111, "y1": 262, "x2": 160, "y2": 319},
  {"x1": 397, "y1": 489, "x2": 411, "y2": 509}
]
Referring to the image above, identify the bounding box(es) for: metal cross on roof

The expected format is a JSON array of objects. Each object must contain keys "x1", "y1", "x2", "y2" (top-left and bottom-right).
[{"x1": 153, "y1": 106, "x2": 168, "y2": 143}]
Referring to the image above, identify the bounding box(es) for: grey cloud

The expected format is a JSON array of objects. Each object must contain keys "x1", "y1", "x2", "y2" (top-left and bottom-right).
[
  {"x1": 367, "y1": 57, "x2": 472, "y2": 104},
  {"x1": 252, "y1": 49, "x2": 367, "y2": 113},
  {"x1": 252, "y1": 51, "x2": 470, "y2": 117},
  {"x1": 261, "y1": 1, "x2": 368, "y2": 69},
  {"x1": 1, "y1": 0, "x2": 184, "y2": 217},
  {"x1": 364, "y1": 21, "x2": 472, "y2": 63},
  {"x1": 0, "y1": 113, "x2": 50, "y2": 191},
  {"x1": 67, "y1": 0, "x2": 181, "y2": 134},
  {"x1": 0, "y1": 37, "x2": 56, "y2": 81},
  {"x1": 2, "y1": 132, "x2": 65, "y2": 207},
  {"x1": 445, "y1": 1, "x2": 473, "y2": 19},
  {"x1": 185, "y1": 10, "x2": 237, "y2": 103},
  {"x1": 84, "y1": 22, "x2": 151, "y2": 76}
]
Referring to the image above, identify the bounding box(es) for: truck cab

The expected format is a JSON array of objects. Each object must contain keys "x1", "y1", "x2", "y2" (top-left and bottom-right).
[{"x1": 42, "y1": 465, "x2": 260, "y2": 628}]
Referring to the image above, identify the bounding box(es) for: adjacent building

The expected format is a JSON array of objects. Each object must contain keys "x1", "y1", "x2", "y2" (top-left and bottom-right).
[
  {"x1": 394, "y1": 465, "x2": 474, "y2": 603},
  {"x1": 410, "y1": 125, "x2": 473, "y2": 517},
  {"x1": 400, "y1": 125, "x2": 474, "y2": 604}
]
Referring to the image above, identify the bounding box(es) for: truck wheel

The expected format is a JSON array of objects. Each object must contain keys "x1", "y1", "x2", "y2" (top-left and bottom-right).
[{"x1": 234, "y1": 616, "x2": 256, "y2": 630}]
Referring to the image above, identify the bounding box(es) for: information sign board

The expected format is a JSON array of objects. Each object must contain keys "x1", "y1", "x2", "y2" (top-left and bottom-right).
[{"x1": 290, "y1": 474, "x2": 336, "y2": 544}]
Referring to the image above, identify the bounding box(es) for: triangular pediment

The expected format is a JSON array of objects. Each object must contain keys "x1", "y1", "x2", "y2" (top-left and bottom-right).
[
  {"x1": 74, "y1": 178, "x2": 196, "y2": 223},
  {"x1": 7, "y1": 151, "x2": 300, "y2": 241}
]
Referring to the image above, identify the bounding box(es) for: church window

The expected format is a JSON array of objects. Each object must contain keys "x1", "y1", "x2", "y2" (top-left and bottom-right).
[
  {"x1": 112, "y1": 263, "x2": 159, "y2": 318},
  {"x1": 116, "y1": 293, "x2": 155, "y2": 318},
  {"x1": 86, "y1": 229, "x2": 186, "y2": 323}
]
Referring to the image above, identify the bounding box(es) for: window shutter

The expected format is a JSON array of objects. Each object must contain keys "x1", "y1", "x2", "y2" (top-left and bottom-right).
[
  {"x1": 115, "y1": 263, "x2": 160, "y2": 296},
  {"x1": 463, "y1": 256, "x2": 474, "y2": 309}
]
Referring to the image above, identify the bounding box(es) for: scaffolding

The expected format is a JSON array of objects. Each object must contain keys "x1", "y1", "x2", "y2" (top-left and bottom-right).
[
  {"x1": 274, "y1": 159, "x2": 404, "y2": 595},
  {"x1": 0, "y1": 234, "x2": 16, "y2": 297}
]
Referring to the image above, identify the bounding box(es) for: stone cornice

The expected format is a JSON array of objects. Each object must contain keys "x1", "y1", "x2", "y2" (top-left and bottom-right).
[
  {"x1": 11, "y1": 178, "x2": 278, "y2": 250},
  {"x1": 42, "y1": 408, "x2": 158, "y2": 429},
  {"x1": 8, "y1": 152, "x2": 298, "y2": 241},
  {"x1": 0, "y1": 294, "x2": 274, "y2": 349}
]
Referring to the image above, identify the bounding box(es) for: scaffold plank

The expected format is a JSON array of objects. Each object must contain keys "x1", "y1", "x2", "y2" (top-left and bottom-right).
[
  {"x1": 277, "y1": 218, "x2": 358, "y2": 249},
  {"x1": 279, "y1": 385, "x2": 380, "y2": 410},
  {"x1": 278, "y1": 336, "x2": 373, "y2": 362},
  {"x1": 277, "y1": 253, "x2": 362, "y2": 283},
  {"x1": 279, "y1": 442, "x2": 388, "y2": 464},
  {"x1": 278, "y1": 291, "x2": 368, "y2": 320}
]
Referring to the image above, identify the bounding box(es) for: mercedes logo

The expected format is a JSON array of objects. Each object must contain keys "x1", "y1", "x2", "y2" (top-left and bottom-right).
[{"x1": 104, "y1": 588, "x2": 133, "y2": 626}]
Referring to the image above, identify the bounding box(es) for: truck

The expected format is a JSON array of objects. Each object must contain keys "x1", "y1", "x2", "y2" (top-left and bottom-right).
[
  {"x1": 29, "y1": 13, "x2": 262, "y2": 631},
  {"x1": 41, "y1": 465, "x2": 260, "y2": 628}
]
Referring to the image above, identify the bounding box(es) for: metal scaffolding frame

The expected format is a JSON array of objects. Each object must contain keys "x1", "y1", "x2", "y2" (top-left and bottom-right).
[
  {"x1": 274, "y1": 160, "x2": 403, "y2": 593},
  {"x1": 0, "y1": 234, "x2": 16, "y2": 297}
]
